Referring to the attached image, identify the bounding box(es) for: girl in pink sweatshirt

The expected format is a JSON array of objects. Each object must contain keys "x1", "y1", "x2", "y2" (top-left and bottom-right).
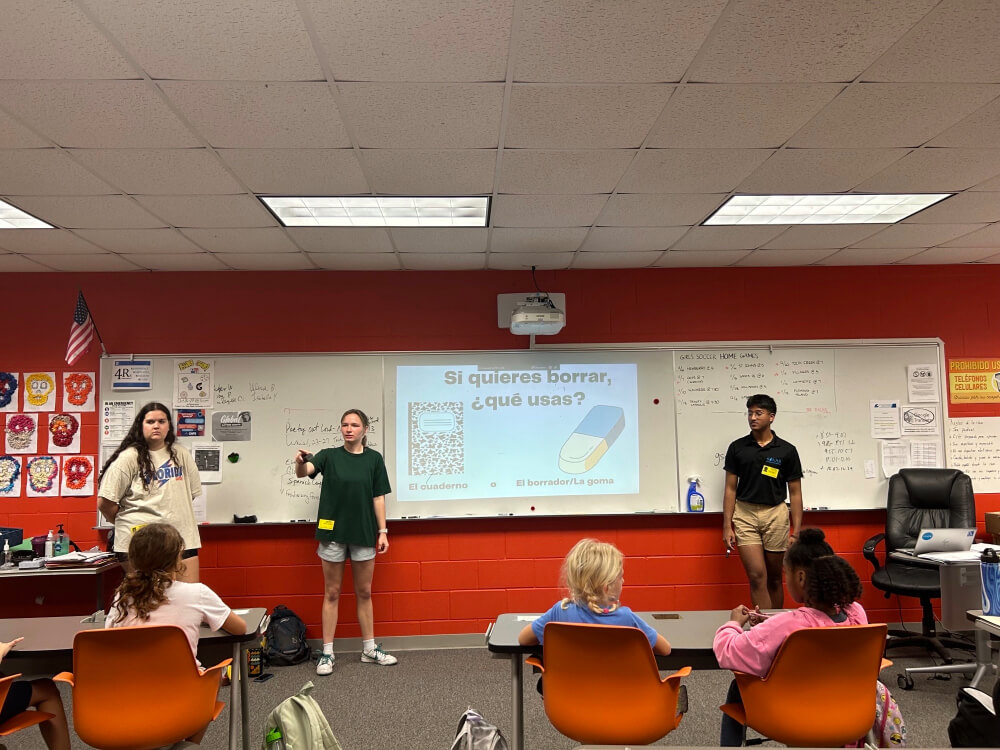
[{"x1": 714, "y1": 528, "x2": 866, "y2": 745}]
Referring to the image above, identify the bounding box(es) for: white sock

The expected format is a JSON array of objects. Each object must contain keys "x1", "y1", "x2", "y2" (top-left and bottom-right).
[
  {"x1": 322, "y1": 642, "x2": 334, "y2": 656},
  {"x1": 362, "y1": 638, "x2": 375, "y2": 652}
]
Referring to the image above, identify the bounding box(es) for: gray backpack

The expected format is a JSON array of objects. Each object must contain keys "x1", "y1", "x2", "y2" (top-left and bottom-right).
[
  {"x1": 262, "y1": 681, "x2": 341, "y2": 750},
  {"x1": 450, "y1": 709, "x2": 508, "y2": 750}
]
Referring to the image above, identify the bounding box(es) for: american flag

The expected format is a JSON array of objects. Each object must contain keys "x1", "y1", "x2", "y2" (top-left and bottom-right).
[{"x1": 65, "y1": 291, "x2": 95, "y2": 366}]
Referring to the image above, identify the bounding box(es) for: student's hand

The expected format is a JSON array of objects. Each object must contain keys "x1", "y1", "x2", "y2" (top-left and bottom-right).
[
  {"x1": 723, "y1": 529, "x2": 736, "y2": 552},
  {"x1": 0, "y1": 637, "x2": 23, "y2": 661},
  {"x1": 729, "y1": 606, "x2": 751, "y2": 627},
  {"x1": 377, "y1": 531, "x2": 389, "y2": 554},
  {"x1": 747, "y1": 607, "x2": 771, "y2": 626},
  {"x1": 295, "y1": 449, "x2": 310, "y2": 465}
]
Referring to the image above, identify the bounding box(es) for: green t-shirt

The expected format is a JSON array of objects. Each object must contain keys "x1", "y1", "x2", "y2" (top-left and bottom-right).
[{"x1": 310, "y1": 446, "x2": 391, "y2": 546}]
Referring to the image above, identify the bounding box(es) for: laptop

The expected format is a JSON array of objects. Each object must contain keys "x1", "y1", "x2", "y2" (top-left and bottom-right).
[{"x1": 898, "y1": 527, "x2": 977, "y2": 556}]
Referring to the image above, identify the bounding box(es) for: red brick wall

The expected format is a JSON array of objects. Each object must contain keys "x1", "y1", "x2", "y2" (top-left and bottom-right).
[{"x1": 2, "y1": 266, "x2": 998, "y2": 635}]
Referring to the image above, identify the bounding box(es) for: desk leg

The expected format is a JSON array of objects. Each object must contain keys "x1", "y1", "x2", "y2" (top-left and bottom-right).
[
  {"x1": 969, "y1": 627, "x2": 992, "y2": 690},
  {"x1": 240, "y1": 642, "x2": 250, "y2": 750},
  {"x1": 229, "y1": 642, "x2": 240, "y2": 750},
  {"x1": 511, "y1": 654, "x2": 523, "y2": 750}
]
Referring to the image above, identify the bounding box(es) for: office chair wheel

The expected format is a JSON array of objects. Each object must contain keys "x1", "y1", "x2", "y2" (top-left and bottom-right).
[{"x1": 897, "y1": 673, "x2": 914, "y2": 691}]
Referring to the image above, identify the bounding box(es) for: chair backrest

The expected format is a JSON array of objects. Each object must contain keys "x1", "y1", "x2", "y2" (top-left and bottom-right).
[
  {"x1": 540, "y1": 622, "x2": 685, "y2": 745},
  {"x1": 70, "y1": 625, "x2": 222, "y2": 750},
  {"x1": 886, "y1": 468, "x2": 976, "y2": 550},
  {"x1": 735, "y1": 623, "x2": 888, "y2": 747},
  {"x1": 0, "y1": 674, "x2": 54, "y2": 738}
]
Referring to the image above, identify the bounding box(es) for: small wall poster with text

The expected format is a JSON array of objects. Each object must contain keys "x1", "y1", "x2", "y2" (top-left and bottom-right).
[
  {"x1": 174, "y1": 359, "x2": 213, "y2": 409},
  {"x1": 949, "y1": 358, "x2": 1000, "y2": 403}
]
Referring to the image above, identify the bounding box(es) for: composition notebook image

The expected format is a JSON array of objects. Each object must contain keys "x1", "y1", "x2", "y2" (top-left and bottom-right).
[{"x1": 898, "y1": 527, "x2": 977, "y2": 556}]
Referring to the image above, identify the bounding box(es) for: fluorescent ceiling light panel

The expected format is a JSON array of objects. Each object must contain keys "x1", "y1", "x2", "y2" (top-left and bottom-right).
[
  {"x1": 0, "y1": 200, "x2": 52, "y2": 229},
  {"x1": 260, "y1": 196, "x2": 490, "y2": 227},
  {"x1": 704, "y1": 194, "x2": 953, "y2": 225}
]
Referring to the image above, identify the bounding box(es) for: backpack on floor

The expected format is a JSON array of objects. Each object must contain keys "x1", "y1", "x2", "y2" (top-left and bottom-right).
[
  {"x1": 450, "y1": 708, "x2": 508, "y2": 750},
  {"x1": 262, "y1": 681, "x2": 341, "y2": 750},
  {"x1": 948, "y1": 682, "x2": 1000, "y2": 747},
  {"x1": 264, "y1": 605, "x2": 310, "y2": 666}
]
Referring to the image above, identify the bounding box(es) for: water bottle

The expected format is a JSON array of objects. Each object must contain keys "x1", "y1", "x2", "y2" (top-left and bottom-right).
[
  {"x1": 44, "y1": 529, "x2": 54, "y2": 558},
  {"x1": 686, "y1": 476, "x2": 705, "y2": 512},
  {"x1": 981, "y1": 547, "x2": 1000, "y2": 616},
  {"x1": 265, "y1": 728, "x2": 286, "y2": 750}
]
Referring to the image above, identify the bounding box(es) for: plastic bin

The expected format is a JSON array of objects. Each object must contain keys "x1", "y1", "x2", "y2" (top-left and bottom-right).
[{"x1": 0, "y1": 528, "x2": 23, "y2": 547}]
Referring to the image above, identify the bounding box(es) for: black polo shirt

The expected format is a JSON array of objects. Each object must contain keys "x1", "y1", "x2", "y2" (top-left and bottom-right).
[{"x1": 724, "y1": 431, "x2": 803, "y2": 506}]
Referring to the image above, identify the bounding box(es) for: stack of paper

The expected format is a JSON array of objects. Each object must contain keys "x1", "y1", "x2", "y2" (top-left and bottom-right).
[{"x1": 44, "y1": 551, "x2": 116, "y2": 568}]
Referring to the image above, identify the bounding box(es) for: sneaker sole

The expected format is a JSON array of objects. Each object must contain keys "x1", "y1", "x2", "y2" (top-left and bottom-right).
[{"x1": 360, "y1": 657, "x2": 398, "y2": 665}]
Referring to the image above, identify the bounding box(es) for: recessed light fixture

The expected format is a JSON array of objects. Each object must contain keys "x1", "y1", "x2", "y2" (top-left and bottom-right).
[
  {"x1": 703, "y1": 194, "x2": 953, "y2": 225},
  {"x1": 0, "y1": 200, "x2": 52, "y2": 229},
  {"x1": 260, "y1": 196, "x2": 490, "y2": 227}
]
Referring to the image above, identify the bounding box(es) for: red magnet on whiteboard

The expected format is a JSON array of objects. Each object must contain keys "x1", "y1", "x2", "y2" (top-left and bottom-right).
[{"x1": 653, "y1": 398, "x2": 659, "y2": 404}]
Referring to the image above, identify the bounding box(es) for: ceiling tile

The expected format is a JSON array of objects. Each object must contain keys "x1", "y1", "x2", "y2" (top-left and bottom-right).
[
  {"x1": 506, "y1": 85, "x2": 673, "y2": 148},
  {"x1": 578, "y1": 227, "x2": 688, "y2": 253},
  {"x1": 855, "y1": 149, "x2": 1000, "y2": 193},
  {"x1": 929, "y1": 98, "x2": 1000, "y2": 148},
  {"x1": 71, "y1": 149, "x2": 243, "y2": 194},
  {"x1": 852, "y1": 223, "x2": 988, "y2": 249},
  {"x1": 736, "y1": 149, "x2": 908, "y2": 193},
  {"x1": 762, "y1": 225, "x2": 882, "y2": 250},
  {"x1": 492, "y1": 195, "x2": 607, "y2": 227},
  {"x1": 288, "y1": 228, "x2": 394, "y2": 254},
  {"x1": 672, "y1": 226, "x2": 786, "y2": 251},
  {"x1": 514, "y1": 0, "x2": 727, "y2": 82},
  {"x1": 0, "y1": 149, "x2": 114, "y2": 195},
  {"x1": 499, "y1": 150, "x2": 634, "y2": 194},
  {"x1": 362, "y1": 150, "x2": 495, "y2": 195},
  {"x1": 303, "y1": 0, "x2": 512, "y2": 82},
  {"x1": 490, "y1": 228, "x2": 588, "y2": 253},
  {"x1": 0, "y1": 81, "x2": 200, "y2": 148},
  {"x1": 689, "y1": 0, "x2": 937, "y2": 82},
  {"x1": 215, "y1": 252, "x2": 314, "y2": 270},
  {"x1": 0, "y1": 230, "x2": 104, "y2": 255},
  {"x1": 971, "y1": 174, "x2": 1000, "y2": 191},
  {"x1": 902, "y1": 192, "x2": 1000, "y2": 223},
  {"x1": 390, "y1": 228, "x2": 486, "y2": 254},
  {"x1": 0, "y1": 109, "x2": 50, "y2": 148},
  {"x1": 84, "y1": 0, "x2": 322, "y2": 81},
  {"x1": 0, "y1": 1, "x2": 137, "y2": 79},
  {"x1": 814, "y1": 247, "x2": 922, "y2": 265},
  {"x1": 735, "y1": 248, "x2": 835, "y2": 266},
  {"x1": 10, "y1": 196, "x2": 166, "y2": 229},
  {"x1": 133, "y1": 196, "x2": 276, "y2": 228},
  {"x1": 648, "y1": 84, "x2": 842, "y2": 147},
  {"x1": 619, "y1": 149, "x2": 772, "y2": 193},
  {"x1": 74, "y1": 228, "x2": 204, "y2": 254},
  {"x1": 940, "y1": 224, "x2": 1000, "y2": 248},
  {"x1": 897, "y1": 247, "x2": 998, "y2": 264},
  {"x1": 787, "y1": 84, "x2": 1000, "y2": 148},
  {"x1": 862, "y1": 0, "x2": 1000, "y2": 83},
  {"x1": 179, "y1": 228, "x2": 298, "y2": 253},
  {"x1": 26, "y1": 253, "x2": 143, "y2": 272},
  {"x1": 123, "y1": 252, "x2": 229, "y2": 271},
  {"x1": 487, "y1": 253, "x2": 573, "y2": 270},
  {"x1": 0, "y1": 254, "x2": 51, "y2": 272},
  {"x1": 653, "y1": 250, "x2": 750, "y2": 267},
  {"x1": 307, "y1": 253, "x2": 401, "y2": 270},
  {"x1": 572, "y1": 251, "x2": 661, "y2": 268},
  {"x1": 218, "y1": 149, "x2": 370, "y2": 195},
  {"x1": 599, "y1": 194, "x2": 723, "y2": 226},
  {"x1": 337, "y1": 84, "x2": 502, "y2": 148},
  {"x1": 159, "y1": 82, "x2": 351, "y2": 148},
  {"x1": 401, "y1": 253, "x2": 486, "y2": 270}
]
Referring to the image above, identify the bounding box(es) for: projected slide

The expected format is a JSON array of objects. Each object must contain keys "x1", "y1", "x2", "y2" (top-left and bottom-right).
[{"x1": 395, "y1": 363, "x2": 639, "y2": 501}]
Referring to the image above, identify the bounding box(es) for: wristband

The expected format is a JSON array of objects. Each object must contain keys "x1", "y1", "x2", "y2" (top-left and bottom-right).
[{"x1": 378, "y1": 529, "x2": 388, "y2": 534}]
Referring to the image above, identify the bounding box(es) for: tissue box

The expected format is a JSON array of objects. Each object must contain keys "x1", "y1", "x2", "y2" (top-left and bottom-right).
[
  {"x1": 0, "y1": 528, "x2": 22, "y2": 547},
  {"x1": 986, "y1": 512, "x2": 1000, "y2": 544}
]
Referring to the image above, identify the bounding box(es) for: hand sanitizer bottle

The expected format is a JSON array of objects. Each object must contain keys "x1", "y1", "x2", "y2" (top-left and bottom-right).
[
  {"x1": 3, "y1": 539, "x2": 10, "y2": 567},
  {"x1": 44, "y1": 529, "x2": 54, "y2": 558},
  {"x1": 54, "y1": 524, "x2": 68, "y2": 556}
]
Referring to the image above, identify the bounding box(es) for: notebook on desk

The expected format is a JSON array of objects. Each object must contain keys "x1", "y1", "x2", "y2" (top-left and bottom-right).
[{"x1": 897, "y1": 527, "x2": 976, "y2": 556}]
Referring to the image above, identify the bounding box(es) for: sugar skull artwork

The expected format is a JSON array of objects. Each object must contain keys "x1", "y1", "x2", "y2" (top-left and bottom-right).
[
  {"x1": 47, "y1": 413, "x2": 80, "y2": 453},
  {"x1": 26, "y1": 455, "x2": 59, "y2": 497},
  {"x1": 63, "y1": 372, "x2": 95, "y2": 411},
  {"x1": 24, "y1": 371, "x2": 56, "y2": 412},
  {"x1": 0, "y1": 372, "x2": 18, "y2": 412},
  {"x1": 62, "y1": 455, "x2": 94, "y2": 496},
  {"x1": 0, "y1": 455, "x2": 21, "y2": 497},
  {"x1": 5, "y1": 414, "x2": 37, "y2": 454}
]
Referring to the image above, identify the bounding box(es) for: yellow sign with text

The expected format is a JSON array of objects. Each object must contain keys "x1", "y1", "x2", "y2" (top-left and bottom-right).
[{"x1": 948, "y1": 358, "x2": 1000, "y2": 403}]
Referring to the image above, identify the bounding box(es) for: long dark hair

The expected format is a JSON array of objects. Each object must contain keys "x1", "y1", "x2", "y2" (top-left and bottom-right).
[
  {"x1": 112, "y1": 523, "x2": 184, "y2": 622},
  {"x1": 99, "y1": 402, "x2": 178, "y2": 489},
  {"x1": 342, "y1": 408, "x2": 370, "y2": 447}
]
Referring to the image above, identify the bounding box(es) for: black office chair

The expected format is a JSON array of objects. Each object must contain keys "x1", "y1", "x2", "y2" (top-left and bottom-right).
[{"x1": 863, "y1": 468, "x2": 977, "y2": 689}]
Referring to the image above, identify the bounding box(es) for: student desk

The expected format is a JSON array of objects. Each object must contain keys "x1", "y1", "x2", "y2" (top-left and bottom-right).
[
  {"x1": 487, "y1": 610, "x2": 728, "y2": 750},
  {"x1": 965, "y1": 609, "x2": 1000, "y2": 690},
  {"x1": 0, "y1": 607, "x2": 268, "y2": 750},
  {"x1": 0, "y1": 559, "x2": 122, "y2": 613}
]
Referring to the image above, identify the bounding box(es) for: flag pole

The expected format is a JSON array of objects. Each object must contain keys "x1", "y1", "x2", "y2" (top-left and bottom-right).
[{"x1": 79, "y1": 290, "x2": 108, "y2": 357}]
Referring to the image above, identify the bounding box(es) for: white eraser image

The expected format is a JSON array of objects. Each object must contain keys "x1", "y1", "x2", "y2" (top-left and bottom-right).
[{"x1": 559, "y1": 405, "x2": 625, "y2": 474}]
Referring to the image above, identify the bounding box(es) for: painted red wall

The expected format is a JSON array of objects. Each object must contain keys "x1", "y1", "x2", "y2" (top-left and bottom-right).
[{"x1": 2, "y1": 266, "x2": 998, "y2": 635}]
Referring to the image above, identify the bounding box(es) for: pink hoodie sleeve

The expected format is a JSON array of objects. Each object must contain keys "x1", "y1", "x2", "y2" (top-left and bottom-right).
[{"x1": 713, "y1": 612, "x2": 801, "y2": 677}]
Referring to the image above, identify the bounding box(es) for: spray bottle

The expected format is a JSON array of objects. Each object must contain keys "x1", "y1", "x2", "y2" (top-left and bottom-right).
[{"x1": 686, "y1": 476, "x2": 705, "y2": 512}]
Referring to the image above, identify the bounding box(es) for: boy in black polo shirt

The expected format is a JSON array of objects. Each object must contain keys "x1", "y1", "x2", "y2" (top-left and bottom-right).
[{"x1": 722, "y1": 394, "x2": 803, "y2": 609}]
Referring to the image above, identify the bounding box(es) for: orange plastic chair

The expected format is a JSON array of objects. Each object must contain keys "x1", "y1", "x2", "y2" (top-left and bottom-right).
[
  {"x1": 53, "y1": 625, "x2": 231, "y2": 750},
  {"x1": 720, "y1": 623, "x2": 889, "y2": 747},
  {"x1": 0, "y1": 673, "x2": 55, "y2": 739},
  {"x1": 525, "y1": 622, "x2": 690, "y2": 745}
]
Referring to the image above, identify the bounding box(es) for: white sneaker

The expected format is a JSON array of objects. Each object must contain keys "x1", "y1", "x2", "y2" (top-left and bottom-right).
[
  {"x1": 360, "y1": 644, "x2": 397, "y2": 666},
  {"x1": 315, "y1": 653, "x2": 334, "y2": 675}
]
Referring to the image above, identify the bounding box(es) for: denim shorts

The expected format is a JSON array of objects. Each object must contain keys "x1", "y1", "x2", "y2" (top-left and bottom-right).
[{"x1": 317, "y1": 540, "x2": 376, "y2": 563}]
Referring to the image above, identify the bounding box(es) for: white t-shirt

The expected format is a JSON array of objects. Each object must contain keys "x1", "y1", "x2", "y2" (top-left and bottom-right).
[
  {"x1": 98, "y1": 445, "x2": 202, "y2": 553},
  {"x1": 105, "y1": 580, "x2": 231, "y2": 665}
]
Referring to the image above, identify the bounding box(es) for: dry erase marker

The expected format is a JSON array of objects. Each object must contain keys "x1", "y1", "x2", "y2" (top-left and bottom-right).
[{"x1": 559, "y1": 405, "x2": 625, "y2": 474}]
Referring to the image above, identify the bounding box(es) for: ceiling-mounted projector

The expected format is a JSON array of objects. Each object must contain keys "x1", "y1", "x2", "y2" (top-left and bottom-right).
[{"x1": 510, "y1": 295, "x2": 565, "y2": 335}]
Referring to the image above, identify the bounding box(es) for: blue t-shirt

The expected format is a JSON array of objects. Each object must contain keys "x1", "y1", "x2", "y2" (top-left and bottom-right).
[{"x1": 531, "y1": 600, "x2": 658, "y2": 648}]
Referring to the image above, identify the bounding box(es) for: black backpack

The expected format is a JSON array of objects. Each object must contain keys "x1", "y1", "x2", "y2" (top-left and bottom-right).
[
  {"x1": 264, "y1": 605, "x2": 311, "y2": 666},
  {"x1": 948, "y1": 683, "x2": 1000, "y2": 747}
]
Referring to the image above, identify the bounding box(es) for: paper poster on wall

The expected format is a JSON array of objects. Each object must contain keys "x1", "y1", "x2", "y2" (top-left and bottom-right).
[
  {"x1": 0, "y1": 372, "x2": 19, "y2": 413},
  {"x1": 0, "y1": 455, "x2": 21, "y2": 497},
  {"x1": 174, "y1": 359, "x2": 213, "y2": 409},
  {"x1": 62, "y1": 372, "x2": 96, "y2": 411},
  {"x1": 880, "y1": 440, "x2": 908, "y2": 478},
  {"x1": 212, "y1": 411, "x2": 251, "y2": 441},
  {"x1": 906, "y1": 364, "x2": 939, "y2": 403},
  {"x1": 193, "y1": 485, "x2": 207, "y2": 523},
  {"x1": 5, "y1": 414, "x2": 38, "y2": 454},
  {"x1": 947, "y1": 417, "x2": 1000, "y2": 492},
  {"x1": 870, "y1": 401, "x2": 901, "y2": 439},
  {"x1": 192, "y1": 442, "x2": 222, "y2": 483},
  {"x1": 901, "y1": 405, "x2": 938, "y2": 436},
  {"x1": 111, "y1": 359, "x2": 152, "y2": 390},
  {"x1": 909, "y1": 440, "x2": 942, "y2": 468},
  {"x1": 101, "y1": 400, "x2": 134, "y2": 445},
  {"x1": 948, "y1": 358, "x2": 1000, "y2": 403},
  {"x1": 61, "y1": 455, "x2": 95, "y2": 496},
  {"x1": 23, "y1": 372, "x2": 56, "y2": 412},
  {"x1": 47, "y1": 413, "x2": 81, "y2": 454},
  {"x1": 25, "y1": 455, "x2": 59, "y2": 497},
  {"x1": 176, "y1": 409, "x2": 206, "y2": 437}
]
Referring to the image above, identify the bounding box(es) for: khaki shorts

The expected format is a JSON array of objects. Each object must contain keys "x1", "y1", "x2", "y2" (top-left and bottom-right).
[{"x1": 733, "y1": 501, "x2": 789, "y2": 552}]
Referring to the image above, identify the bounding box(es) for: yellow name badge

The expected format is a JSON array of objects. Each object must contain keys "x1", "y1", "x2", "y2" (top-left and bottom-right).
[
  {"x1": 317, "y1": 519, "x2": 335, "y2": 531},
  {"x1": 130, "y1": 524, "x2": 147, "y2": 533},
  {"x1": 761, "y1": 465, "x2": 779, "y2": 479}
]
